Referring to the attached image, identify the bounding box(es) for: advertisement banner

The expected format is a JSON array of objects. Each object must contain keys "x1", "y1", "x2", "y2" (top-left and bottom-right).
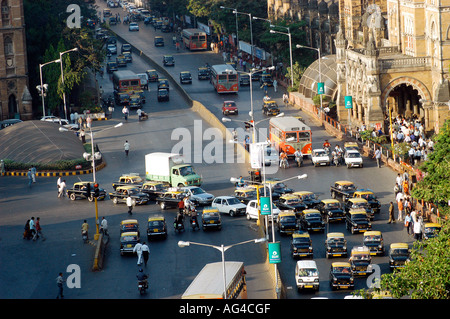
[
  {"x1": 268, "y1": 242, "x2": 281, "y2": 264},
  {"x1": 260, "y1": 196, "x2": 271, "y2": 215}
]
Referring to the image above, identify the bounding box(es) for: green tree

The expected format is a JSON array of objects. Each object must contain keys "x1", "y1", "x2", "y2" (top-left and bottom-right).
[
  {"x1": 379, "y1": 220, "x2": 450, "y2": 299},
  {"x1": 284, "y1": 61, "x2": 305, "y2": 90}
]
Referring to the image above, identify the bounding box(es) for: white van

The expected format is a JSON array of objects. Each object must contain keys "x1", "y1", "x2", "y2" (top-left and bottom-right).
[
  {"x1": 137, "y1": 73, "x2": 149, "y2": 90},
  {"x1": 295, "y1": 260, "x2": 319, "y2": 291}
]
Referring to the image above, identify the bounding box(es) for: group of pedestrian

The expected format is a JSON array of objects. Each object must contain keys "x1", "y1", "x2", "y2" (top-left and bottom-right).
[
  {"x1": 27, "y1": 166, "x2": 37, "y2": 188},
  {"x1": 23, "y1": 216, "x2": 44, "y2": 241},
  {"x1": 389, "y1": 172, "x2": 424, "y2": 241},
  {"x1": 133, "y1": 241, "x2": 150, "y2": 266}
]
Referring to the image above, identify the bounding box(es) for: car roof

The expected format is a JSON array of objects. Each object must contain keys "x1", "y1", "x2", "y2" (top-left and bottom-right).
[
  {"x1": 148, "y1": 216, "x2": 164, "y2": 221},
  {"x1": 335, "y1": 180, "x2": 354, "y2": 185},
  {"x1": 424, "y1": 223, "x2": 441, "y2": 227},
  {"x1": 351, "y1": 246, "x2": 370, "y2": 254},
  {"x1": 349, "y1": 208, "x2": 367, "y2": 214},
  {"x1": 121, "y1": 219, "x2": 138, "y2": 224},
  {"x1": 390, "y1": 243, "x2": 408, "y2": 249},
  {"x1": 296, "y1": 260, "x2": 317, "y2": 268},
  {"x1": 322, "y1": 199, "x2": 339, "y2": 203},
  {"x1": 279, "y1": 211, "x2": 296, "y2": 217},
  {"x1": 292, "y1": 232, "x2": 310, "y2": 238},
  {"x1": 332, "y1": 262, "x2": 351, "y2": 267},
  {"x1": 327, "y1": 232, "x2": 345, "y2": 238},
  {"x1": 293, "y1": 191, "x2": 313, "y2": 195},
  {"x1": 303, "y1": 209, "x2": 321, "y2": 214},
  {"x1": 202, "y1": 207, "x2": 219, "y2": 213},
  {"x1": 121, "y1": 231, "x2": 138, "y2": 237},
  {"x1": 349, "y1": 198, "x2": 368, "y2": 203},
  {"x1": 364, "y1": 231, "x2": 382, "y2": 236}
]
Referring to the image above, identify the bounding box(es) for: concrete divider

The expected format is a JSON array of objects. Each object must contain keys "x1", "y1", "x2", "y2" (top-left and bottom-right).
[{"x1": 92, "y1": 233, "x2": 109, "y2": 271}]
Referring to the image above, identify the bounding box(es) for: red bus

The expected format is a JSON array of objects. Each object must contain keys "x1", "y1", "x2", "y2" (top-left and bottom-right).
[
  {"x1": 182, "y1": 28, "x2": 207, "y2": 51},
  {"x1": 210, "y1": 64, "x2": 239, "y2": 94}
]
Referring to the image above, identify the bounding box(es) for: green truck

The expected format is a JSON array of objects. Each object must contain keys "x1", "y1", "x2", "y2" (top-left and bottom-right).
[{"x1": 145, "y1": 152, "x2": 202, "y2": 187}]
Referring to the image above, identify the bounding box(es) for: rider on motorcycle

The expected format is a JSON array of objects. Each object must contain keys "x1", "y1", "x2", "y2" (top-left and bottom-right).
[
  {"x1": 279, "y1": 151, "x2": 288, "y2": 168},
  {"x1": 137, "y1": 268, "x2": 148, "y2": 289},
  {"x1": 294, "y1": 149, "x2": 303, "y2": 167},
  {"x1": 190, "y1": 212, "x2": 199, "y2": 230}
]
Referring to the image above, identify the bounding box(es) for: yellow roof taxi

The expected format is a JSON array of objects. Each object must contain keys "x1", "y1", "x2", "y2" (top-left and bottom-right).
[
  {"x1": 325, "y1": 232, "x2": 348, "y2": 258},
  {"x1": 423, "y1": 222, "x2": 442, "y2": 240},
  {"x1": 388, "y1": 243, "x2": 410, "y2": 271},
  {"x1": 363, "y1": 230, "x2": 384, "y2": 256}
]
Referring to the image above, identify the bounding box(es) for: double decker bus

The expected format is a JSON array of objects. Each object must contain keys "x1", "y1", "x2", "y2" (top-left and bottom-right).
[
  {"x1": 210, "y1": 64, "x2": 239, "y2": 94},
  {"x1": 181, "y1": 261, "x2": 247, "y2": 299},
  {"x1": 269, "y1": 116, "x2": 312, "y2": 157},
  {"x1": 182, "y1": 28, "x2": 207, "y2": 51},
  {"x1": 112, "y1": 70, "x2": 141, "y2": 93}
]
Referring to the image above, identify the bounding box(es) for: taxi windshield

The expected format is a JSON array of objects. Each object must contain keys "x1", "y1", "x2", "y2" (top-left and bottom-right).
[
  {"x1": 305, "y1": 213, "x2": 321, "y2": 219},
  {"x1": 280, "y1": 216, "x2": 296, "y2": 223},
  {"x1": 328, "y1": 238, "x2": 345, "y2": 245},
  {"x1": 391, "y1": 248, "x2": 409, "y2": 256},
  {"x1": 342, "y1": 184, "x2": 356, "y2": 191},
  {"x1": 352, "y1": 213, "x2": 367, "y2": 220},
  {"x1": 190, "y1": 187, "x2": 205, "y2": 195},
  {"x1": 302, "y1": 194, "x2": 315, "y2": 200},
  {"x1": 285, "y1": 198, "x2": 300, "y2": 204},
  {"x1": 353, "y1": 202, "x2": 368, "y2": 208},
  {"x1": 121, "y1": 235, "x2": 138, "y2": 242},
  {"x1": 333, "y1": 266, "x2": 351, "y2": 273},
  {"x1": 326, "y1": 203, "x2": 340, "y2": 209},
  {"x1": 238, "y1": 190, "x2": 256, "y2": 197},
  {"x1": 364, "y1": 235, "x2": 382, "y2": 242},
  {"x1": 203, "y1": 212, "x2": 219, "y2": 218},
  {"x1": 127, "y1": 188, "x2": 140, "y2": 195},
  {"x1": 361, "y1": 194, "x2": 376, "y2": 200},
  {"x1": 293, "y1": 237, "x2": 310, "y2": 244},
  {"x1": 148, "y1": 221, "x2": 164, "y2": 228}
]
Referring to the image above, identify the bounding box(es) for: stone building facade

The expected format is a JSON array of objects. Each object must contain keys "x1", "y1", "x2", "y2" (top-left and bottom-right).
[
  {"x1": 0, "y1": 0, "x2": 31, "y2": 121},
  {"x1": 287, "y1": 0, "x2": 450, "y2": 134}
]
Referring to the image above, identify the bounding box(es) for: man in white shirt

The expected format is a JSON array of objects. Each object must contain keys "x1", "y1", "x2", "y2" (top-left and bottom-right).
[
  {"x1": 126, "y1": 195, "x2": 133, "y2": 215},
  {"x1": 124, "y1": 141, "x2": 130, "y2": 157},
  {"x1": 133, "y1": 241, "x2": 143, "y2": 265}
]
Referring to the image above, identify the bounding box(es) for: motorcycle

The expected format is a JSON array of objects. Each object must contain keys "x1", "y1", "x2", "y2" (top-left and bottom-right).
[
  {"x1": 138, "y1": 279, "x2": 148, "y2": 295},
  {"x1": 82, "y1": 230, "x2": 88, "y2": 243},
  {"x1": 295, "y1": 155, "x2": 303, "y2": 167},
  {"x1": 333, "y1": 155, "x2": 340, "y2": 167},
  {"x1": 190, "y1": 215, "x2": 200, "y2": 231},
  {"x1": 280, "y1": 158, "x2": 289, "y2": 169},
  {"x1": 174, "y1": 219, "x2": 184, "y2": 233}
]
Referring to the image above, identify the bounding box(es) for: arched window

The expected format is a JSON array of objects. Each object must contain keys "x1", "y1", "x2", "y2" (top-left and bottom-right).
[
  {"x1": 1, "y1": 0, "x2": 10, "y2": 26},
  {"x1": 8, "y1": 94, "x2": 17, "y2": 117}
]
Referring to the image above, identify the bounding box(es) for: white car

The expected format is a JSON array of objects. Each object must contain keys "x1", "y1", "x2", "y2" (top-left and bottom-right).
[
  {"x1": 181, "y1": 186, "x2": 214, "y2": 206},
  {"x1": 344, "y1": 149, "x2": 364, "y2": 168},
  {"x1": 246, "y1": 199, "x2": 280, "y2": 222},
  {"x1": 311, "y1": 148, "x2": 331, "y2": 166},
  {"x1": 129, "y1": 22, "x2": 139, "y2": 31},
  {"x1": 211, "y1": 196, "x2": 246, "y2": 217},
  {"x1": 41, "y1": 116, "x2": 78, "y2": 130},
  {"x1": 136, "y1": 73, "x2": 149, "y2": 90}
]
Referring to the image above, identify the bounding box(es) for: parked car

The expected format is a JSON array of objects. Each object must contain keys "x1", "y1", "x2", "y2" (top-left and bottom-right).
[{"x1": 211, "y1": 196, "x2": 246, "y2": 217}]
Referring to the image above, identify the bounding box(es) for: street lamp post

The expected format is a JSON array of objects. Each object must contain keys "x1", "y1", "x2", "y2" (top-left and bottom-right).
[
  {"x1": 270, "y1": 27, "x2": 293, "y2": 87},
  {"x1": 59, "y1": 48, "x2": 78, "y2": 120},
  {"x1": 178, "y1": 238, "x2": 266, "y2": 299},
  {"x1": 296, "y1": 44, "x2": 323, "y2": 115},
  {"x1": 38, "y1": 58, "x2": 61, "y2": 117},
  {"x1": 220, "y1": 6, "x2": 238, "y2": 51},
  {"x1": 233, "y1": 10, "x2": 253, "y2": 62}
]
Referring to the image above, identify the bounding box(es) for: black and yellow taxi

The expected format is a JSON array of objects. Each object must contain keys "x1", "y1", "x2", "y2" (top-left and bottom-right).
[
  {"x1": 128, "y1": 94, "x2": 142, "y2": 109},
  {"x1": 155, "y1": 189, "x2": 186, "y2": 210},
  {"x1": 325, "y1": 232, "x2": 348, "y2": 258},
  {"x1": 157, "y1": 88, "x2": 169, "y2": 102},
  {"x1": 140, "y1": 181, "x2": 167, "y2": 200},
  {"x1": 423, "y1": 222, "x2": 442, "y2": 240},
  {"x1": 109, "y1": 185, "x2": 149, "y2": 205},
  {"x1": 344, "y1": 197, "x2": 374, "y2": 220},
  {"x1": 120, "y1": 219, "x2": 139, "y2": 235},
  {"x1": 106, "y1": 61, "x2": 118, "y2": 73},
  {"x1": 265, "y1": 180, "x2": 293, "y2": 197},
  {"x1": 163, "y1": 55, "x2": 175, "y2": 66},
  {"x1": 197, "y1": 67, "x2": 210, "y2": 80},
  {"x1": 147, "y1": 216, "x2": 167, "y2": 240},
  {"x1": 363, "y1": 230, "x2": 384, "y2": 256},
  {"x1": 277, "y1": 211, "x2": 299, "y2": 235},
  {"x1": 112, "y1": 173, "x2": 143, "y2": 190},
  {"x1": 116, "y1": 54, "x2": 127, "y2": 67},
  {"x1": 262, "y1": 100, "x2": 280, "y2": 116},
  {"x1": 201, "y1": 207, "x2": 222, "y2": 231},
  {"x1": 344, "y1": 142, "x2": 359, "y2": 153},
  {"x1": 291, "y1": 231, "x2": 313, "y2": 259},
  {"x1": 330, "y1": 180, "x2": 357, "y2": 201},
  {"x1": 67, "y1": 181, "x2": 106, "y2": 201},
  {"x1": 179, "y1": 71, "x2": 192, "y2": 84},
  {"x1": 259, "y1": 73, "x2": 273, "y2": 86},
  {"x1": 388, "y1": 243, "x2": 410, "y2": 271},
  {"x1": 123, "y1": 52, "x2": 132, "y2": 63},
  {"x1": 275, "y1": 194, "x2": 306, "y2": 216},
  {"x1": 353, "y1": 189, "x2": 381, "y2": 214},
  {"x1": 345, "y1": 208, "x2": 371, "y2": 234},
  {"x1": 120, "y1": 231, "x2": 139, "y2": 256},
  {"x1": 114, "y1": 91, "x2": 130, "y2": 106},
  {"x1": 292, "y1": 191, "x2": 320, "y2": 209},
  {"x1": 146, "y1": 69, "x2": 159, "y2": 82},
  {"x1": 158, "y1": 78, "x2": 170, "y2": 91},
  {"x1": 299, "y1": 209, "x2": 325, "y2": 233},
  {"x1": 329, "y1": 262, "x2": 354, "y2": 290},
  {"x1": 133, "y1": 89, "x2": 146, "y2": 104},
  {"x1": 349, "y1": 246, "x2": 373, "y2": 276},
  {"x1": 233, "y1": 187, "x2": 258, "y2": 205},
  {"x1": 318, "y1": 199, "x2": 345, "y2": 223},
  {"x1": 154, "y1": 36, "x2": 164, "y2": 47}
]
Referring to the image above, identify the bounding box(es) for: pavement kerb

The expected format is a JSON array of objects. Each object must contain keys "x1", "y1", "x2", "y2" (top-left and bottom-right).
[{"x1": 0, "y1": 161, "x2": 107, "y2": 178}]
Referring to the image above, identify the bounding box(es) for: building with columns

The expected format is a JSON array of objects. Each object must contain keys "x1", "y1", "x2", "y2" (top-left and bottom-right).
[
  {"x1": 293, "y1": 0, "x2": 450, "y2": 134},
  {"x1": 0, "y1": 0, "x2": 31, "y2": 121}
]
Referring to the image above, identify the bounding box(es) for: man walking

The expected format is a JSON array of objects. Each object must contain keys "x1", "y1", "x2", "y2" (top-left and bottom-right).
[
  {"x1": 387, "y1": 202, "x2": 395, "y2": 224},
  {"x1": 133, "y1": 241, "x2": 143, "y2": 265},
  {"x1": 124, "y1": 141, "x2": 130, "y2": 157},
  {"x1": 142, "y1": 242, "x2": 150, "y2": 266},
  {"x1": 373, "y1": 148, "x2": 382, "y2": 168},
  {"x1": 56, "y1": 273, "x2": 65, "y2": 299},
  {"x1": 126, "y1": 194, "x2": 133, "y2": 215}
]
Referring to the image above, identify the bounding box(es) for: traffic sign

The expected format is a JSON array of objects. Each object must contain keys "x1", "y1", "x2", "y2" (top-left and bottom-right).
[
  {"x1": 345, "y1": 96, "x2": 353, "y2": 109},
  {"x1": 260, "y1": 196, "x2": 271, "y2": 215},
  {"x1": 268, "y1": 242, "x2": 281, "y2": 264}
]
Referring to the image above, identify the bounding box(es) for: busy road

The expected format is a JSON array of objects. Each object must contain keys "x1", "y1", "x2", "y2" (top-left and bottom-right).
[{"x1": 0, "y1": 2, "x2": 415, "y2": 300}]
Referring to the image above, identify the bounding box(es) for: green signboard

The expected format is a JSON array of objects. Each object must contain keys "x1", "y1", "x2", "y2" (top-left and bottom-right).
[
  {"x1": 345, "y1": 96, "x2": 353, "y2": 109},
  {"x1": 260, "y1": 196, "x2": 271, "y2": 216},
  {"x1": 268, "y1": 242, "x2": 281, "y2": 264},
  {"x1": 317, "y1": 82, "x2": 324, "y2": 95}
]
